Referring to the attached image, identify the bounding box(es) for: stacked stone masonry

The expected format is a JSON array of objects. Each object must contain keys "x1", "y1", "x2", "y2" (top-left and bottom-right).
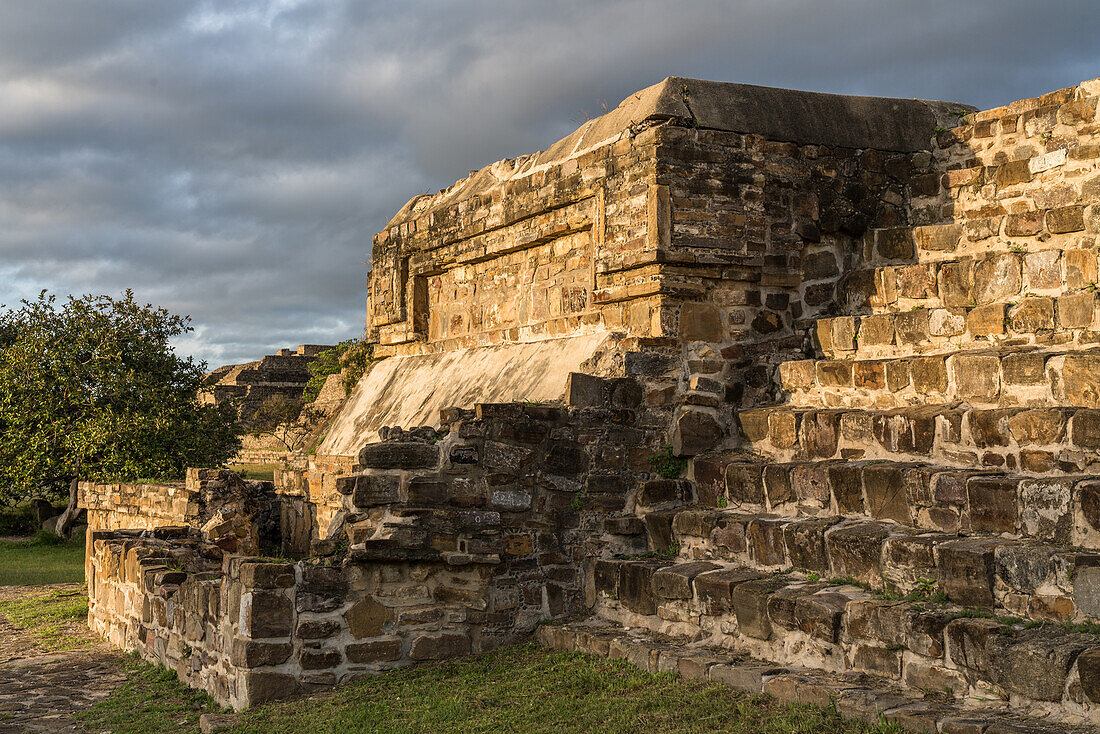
[
  {"x1": 200, "y1": 344, "x2": 334, "y2": 425},
  {"x1": 86, "y1": 76, "x2": 1100, "y2": 729}
]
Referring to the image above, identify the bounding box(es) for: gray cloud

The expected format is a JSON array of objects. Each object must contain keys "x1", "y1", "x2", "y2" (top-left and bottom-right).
[{"x1": 1, "y1": 0, "x2": 1098, "y2": 366}]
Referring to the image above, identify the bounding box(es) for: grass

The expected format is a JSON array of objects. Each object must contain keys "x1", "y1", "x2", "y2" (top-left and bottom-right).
[
  {"x1": 0, "y1": 530, "x2": 86, "y2": 585},
  {"x1": 0, "y1": 586, "x2": 90, "y2": 651},
  {"x1": 75, "y1": 654, "x2": 218, "y2": 734},
  {"x1": 230, "y1": 463, "x2": 279, "y2": 481},
  {"x1": 81, "y1": 644, "x2": 909, "y2": 734}
]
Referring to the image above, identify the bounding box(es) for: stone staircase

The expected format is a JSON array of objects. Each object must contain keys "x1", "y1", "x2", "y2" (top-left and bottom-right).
[{"x1": 536, "y1": 84, "x2": 1100, "y2": 730}]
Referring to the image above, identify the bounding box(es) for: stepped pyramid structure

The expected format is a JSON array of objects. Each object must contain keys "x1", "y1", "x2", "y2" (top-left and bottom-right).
[{"x1": 84, "y1": 76, "x2": 1100, "y2": 729}]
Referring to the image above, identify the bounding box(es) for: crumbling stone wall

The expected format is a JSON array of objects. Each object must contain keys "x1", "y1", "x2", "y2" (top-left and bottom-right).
[
  {"x1": 82, "y1": 469, "x2": 282, "y2": 560},
  {"x1": 89, "y1": 381, "x2": 675, "y2": 709}
]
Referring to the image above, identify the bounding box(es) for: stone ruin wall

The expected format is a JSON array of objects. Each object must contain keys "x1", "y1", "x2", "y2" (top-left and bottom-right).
[
  {"x1": 86, "y1": 76, "x2": 1100, "y2": 728},
  {"x1": 87, "y1": 390, "x2": 668, "y2": 709}
]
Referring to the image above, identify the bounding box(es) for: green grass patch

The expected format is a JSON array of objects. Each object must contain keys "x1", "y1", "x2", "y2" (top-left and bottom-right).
[
  {"x1": 0, "y1": 531, "x2": 86, "y2": 585},
  {"x1": 230, "y1": 463, "x2": 278, "y2": 481},
  {"x1": 0, "y1": 586, "x2": 89, "y2": 650},
  {"x1": 223, "y1": 645, "x2": 902, "y2": 734},
  {"x1": 75, "y1": 654, "x2": 220, "y2": 733}
]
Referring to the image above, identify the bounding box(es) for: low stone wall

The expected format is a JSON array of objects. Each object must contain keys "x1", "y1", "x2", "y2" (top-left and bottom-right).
[
  {"x1": 88, "y1": 381, "x2": 672, "y2": 709},
  {"x1": 88, "y1": 529, "x2": 533, "y2": 709}
]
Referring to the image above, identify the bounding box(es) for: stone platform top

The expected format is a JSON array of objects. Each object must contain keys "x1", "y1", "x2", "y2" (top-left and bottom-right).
[{"x1": 385, "y1": 76, "x2": 973, "y2": 230}]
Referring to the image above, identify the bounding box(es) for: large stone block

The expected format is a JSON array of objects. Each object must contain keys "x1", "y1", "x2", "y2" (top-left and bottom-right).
[
  {"x1": 894, "y1": 310, "x2": 930, "y2": 345},
  {"x1": 782, "y1": 517, "x2": 840, "y2": 573},
  {"x1": 346, "y1": 638, "x2": 402, "y2": 664},
  {"x1": 1018, "y1": 478, "x2": 1072, "y2": 543},
  {"x1": 938, "y1": 261, "x2": 973, "y2": 308},
  {"x1": 724, "y1": 464, "x2": 765, "y2": 505},
  {"x1": 966, "y1": 476, "x2": 1018, "y2": 534},
  {"x1": 948, "y1": 355, "x2": 1000, "y2": 401},
  {"x1": 825, "y1": 522, "x2": 889, "y2": 586},
  {"x1": 1008, "y1": 298, "x2": 1054, "y2": 332},
  {"x1": 937, "y1": 537, "x2": 1001, "y2": 607},
  {"x1": 909, "y1": 356, "x2": 948, "y2": 394},
  {"x1": 241, "y1": 671, "x2": 302, "y2": 707},
  {"x1": 672, "y1": 410, "x2": 723, "y2": 456},
  {"x1": 620, "y1": 561, "x2": 667, "y2": 615},
  {"x1": 679, "y1": 302, "x2": 723, "y2": 342},
  {"x1": 1056, "y1": 355, "x2": 1100, "y2": 407},
  {"x1": 1058, "y1": 292, "x2": 1096, "y2": 328},
  {"x1": 694, "y1": 567, "x2": 764, "y2": 614},
  {"x1": 243, "y1": 591, "x2": 293, "y2": 639},
  {"x1": 973, "y1": 254, "x2": 1022, "y2": 305},
  {"x1": 344, "y1": 596, "x2": 394, "y2": 638},
  {"x1": 965, "y1": 303, "x2": 1005, "y2": 336},
  {"x1": 731, "y1": 577, "x2": 782, "y2": 639},
  {"x1": 652, "y1": 562, "x2": 720, "y2": 600},
  {"x1": 358, "y1": 442, "x2": 439, "y2": 470},
  {"x1": 989, "y1": 630, "x2": 1093, "y2": 701},
  {"x1": 799, "y1": 412, "x2": 839, "y2": 458},
  {"x1": 408, "y1": 633, "x2": 471, "y2": 660},
  {"x1": 339, "y1": 474, "x2": 401, "y2": 508},
  {"x1": 1078, "y1": 647, "x2": 1100, "y2": 703},
  {"x1": 862, "y1": 465, "x2": 910, "y2": 524},
  {"x1": 747, "y1": 518, "x2": 788, "y2": 567}
]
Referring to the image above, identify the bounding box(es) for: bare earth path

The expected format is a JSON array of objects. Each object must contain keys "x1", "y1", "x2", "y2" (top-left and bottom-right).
[{"x1": 0, "y1": 584, "x2": 127, "y2": 733}]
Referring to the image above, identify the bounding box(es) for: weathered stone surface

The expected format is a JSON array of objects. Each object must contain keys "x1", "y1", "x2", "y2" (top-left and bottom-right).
[
  {"x1": 243, "y1": 591, "x2": 293, "y2": 638},
  {"x1": 358, "y1": 442, "x2": 440, "y2": 470},
  {"x1": 724, "y1": 464, "x2": 765, "y2": 505},
  {"x1": 620, "y1": 561, "x2": 667, "y2": 615},
  {"x1": 973, "y1": 255, "x2": 1021, "y2": 304},
  {"x1": 825, "y1": 522, "x2": 888, "y2": 586},
  {"x1": 966, "y1": 303, "x2": 1005, "y2": 336},
  {"x1": 672, "y1": 410, "x2": 723, "y2": 456},
  {"x1": 1078, "y1": 647, "x2": 1100, "y2": 703},
  {"x1": 694, "y1": 568, "x2": 764, "y2": 614},
  {"x1": 231, "y1": 640, "x2": 293, "y2": 668},
  {"x1": 989, "y1": 630, "x2": 1092, "y2": 701},
  {"x1": 408, "y1": 633, "x2": 471, "y2": 660},
  {"x1": 345, "y1": 638, "x2": 402, "y2": 664},
  {"x1": 242, "y1": 671, "x2": 301, "y2": 706},
  {"x1": 1008, "y1": 298, "x2": 1054, "y2": 332},
  {"x1": 948, "y1": 355, "x2": 1000, "y2": 400},
  {"x1": 652, "y1": 562, "x2": 720, "y2": 599},
  {"x1": 937, "y1": 538, "x2": 1001, "y2": 607},
  {"x1": 344, "y1": 596, "x2": 394, "y2": 639},
  {"x1": 862, "y1": 465, "x2": 910, "y2": 524},
  {"x1": 1057, "y1": 355, "x2": 1100, "y2": 407},
  {"x1": 967, "y1": 477, "x2": 1018, "y2": 534},
  {"x1": 910, "y1": 357, "x2": 948, "y2": 394},
  {"x1": 679, "y1": 302, "x2": 724, "y2": 342},
  {"x1": 783, "y1": 517, "x2": 839, "y2": 573}
]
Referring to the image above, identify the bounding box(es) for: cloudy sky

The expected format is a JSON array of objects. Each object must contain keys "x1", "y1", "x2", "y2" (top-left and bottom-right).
[{"x1": 2, "y1": 1, "x2": 1098, "y2": 367}]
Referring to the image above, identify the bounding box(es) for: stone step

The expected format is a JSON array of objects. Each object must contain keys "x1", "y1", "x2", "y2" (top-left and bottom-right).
[
  {"x1": 686, "y1": 455, "x2": 1100, "y2": 548},
  {"x1": 595, "y1": 557, "x2": 1100, "y2": 724},
  {"x1": 840, "y1": 244, "x2": 1099, "y2": 317},
  {"x1": 736, "y1": 403, "x2": 1100, "y2": 474},
  {"x1": 537, "y1": 620, "x2": 1098, "y2": 734},
  {"x1": 815, "y1": 297, "x2": 1099, "y2": 362},
  {"x1": 656, "y1": 504, "x2": 1100, "y2": 623},
  {"x1": 859, "y1": 209, "x2": 1097, "y2": 269},
  {"x1": 777, "y1": 345, "x2": 1100, "y2": 410}
]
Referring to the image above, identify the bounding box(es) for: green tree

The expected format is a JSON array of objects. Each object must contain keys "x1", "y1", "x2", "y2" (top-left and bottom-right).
[
  {"x1": 0, "y1": 291, "x2": 241, "y2": 531},
  {"x1": 302, "y1": 338, "x2": 373, "y2": 402},
  {"x1": 248, "y1": 393, "x2": 315, "y2": 452}
]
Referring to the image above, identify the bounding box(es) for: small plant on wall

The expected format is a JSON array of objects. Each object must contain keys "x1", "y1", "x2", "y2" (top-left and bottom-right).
[{"x1": 648, "y1": 447, "x2": 686, "y2": 479}]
